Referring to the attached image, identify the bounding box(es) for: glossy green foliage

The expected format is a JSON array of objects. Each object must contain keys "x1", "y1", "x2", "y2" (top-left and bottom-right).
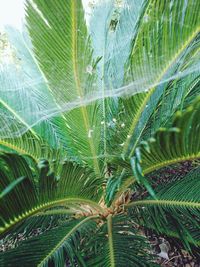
[{"x1": 0, "y1": 0, "x2": 200, "y2": 266}]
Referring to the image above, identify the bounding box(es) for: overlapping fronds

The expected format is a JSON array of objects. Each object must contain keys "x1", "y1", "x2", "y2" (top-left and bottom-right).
[
  {"x1": 0, "y1": 216, "x2": 97, "y2": 267},
  {"x1": 127, "y1": 167, "x2": 200, "y2": 249},
  {"x1": 0, "y1": 153, "x2": 102, "y2": 236},
  {"x1": 0, "y1": 27, "x2": 73, "y2": 151},
  {"x1": 143, "y1": 37, "x2": 200, "y2": 138},
  {"x1": 0, "y1": 130, "x2": 63, "y2": 163},
  {"x1": 0, "y1": 0, "x2": 200, "y2": 266},
  {"x1": 111, "y1": 0, "x2": 200, "y2": 159},
  {"x1": 137, "y1": 96, "x2": 200, "y2": 174},
  {"x1": 85, "y1": 214, "x2": 156, "y2": 267},
  {"x1": 2, "y1": 0, "x2": 199, "y2": 167},
  {"x1": 25, "y1": 0, "x2": 104, "y2": 173},
  {"x1": 108, "y1": 96, "x2": 200, "y2": 205}
]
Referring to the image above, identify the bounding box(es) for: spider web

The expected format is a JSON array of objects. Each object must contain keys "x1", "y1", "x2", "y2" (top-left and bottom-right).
[{"x1": 0, "y1": 0, "x2": 199, "y2": 162}]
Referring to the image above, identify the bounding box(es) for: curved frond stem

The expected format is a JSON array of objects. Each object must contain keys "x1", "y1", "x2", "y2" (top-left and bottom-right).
[
  {"x1": 107, "y1": 214, "x2": 115, "y2": 267},
  {"x1": 118, "y1": 154, "x2": 200, "y2": 195},
  {"x1": 117, "y1": 94, "x2": 200, "y2": 197},
  {"x1": 123, "y1": 26, "x2": 200, "y2": 158},
  {"x1": 126, "y1": 168, "x2": 200, "y2": 248},
  {"x1": 0, "y1": 198, "x2": 103, "y2": 235},
  {"x1": 0, "y1": 140, "x2": 38, "y2": 161},
  {"x1": 126, "y1": 199, "x2": 200, "y2": 210},
  {"x1": 37, "y1": 215, "x2": 99, "y2": 267},
  {"x1": 70, "y1": 1, "x2": 100, "y2": 174},
  {"x1": 144, "y1": 154, "x2": 200, "y2": 174}
]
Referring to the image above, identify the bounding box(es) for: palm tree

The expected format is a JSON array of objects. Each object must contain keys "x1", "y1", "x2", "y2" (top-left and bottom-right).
[{"x1": 0, "y1": 0, "x2": 200, "y2": 266}]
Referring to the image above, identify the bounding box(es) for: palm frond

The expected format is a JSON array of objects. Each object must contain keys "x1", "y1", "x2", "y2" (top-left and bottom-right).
[
  {"x1": 89, "y1": 0, "x2": 149, "y2": 163},
  {"x1": 0, "y1": 216, "x2": 97, "y2": 267},
  {"x1": 0, "y1": 131, "x2": 57, "y2": 162},
  {"x1": 113, "y1": 0, "x2": 200, "y2": 159},
  {"x1": 143, "y1": 36, "x2": 200, "y2": 138},
  {"x1": 0, "y1": 176, "x2": 25, "y2": 199},
  {"x1": 111, "y1": 96, "x2": 200, "y2": 204},
  {"x1": 137, "y1": 97, "x2": 200, "y2": 174},
  {"x1": 25, "y1": 0, "x2": 103, "y2": 173},
  {"x1": 0, "y1": 27, "x2": 73, "y2": 152},
  {"x1": 86, "y1": 214, "x2": 156, "y2": 267},
  {"x1": 88, "y1": 0, "x2": 117, "y2": 165},
  {"x1": 0, "y1": 153, "x2": 102, "y2": 236},
  {"x1": 127, "y1": 167, "x2": 200, "y2": 249},
  {"x1": 106, "y1": 0, "x2": 148, "y2": 88}
]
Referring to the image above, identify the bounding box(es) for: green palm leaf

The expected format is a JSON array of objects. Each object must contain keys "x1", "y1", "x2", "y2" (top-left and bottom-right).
[
  {"x1": 116, "y1": 0, "x2": 200, "y2": 159},
  {"x1": 86, "y1": 214, "x2": 156, "y2": 267},
  {"x1": 0, "y1": 176, "x2": 25, "y2": 199},
  {"x1": 143, "y1": 36, "x2": 200, "y2": 138},
  {"x1": 104, "y1": 0, "x2": 148, "y2": 88},
  {"x1": 0, "y1": 29, "x2": 74, "y2": 160},
  {"x1": 138, "y1": 97, "x2": 200, "y2": 174},
  {"x1": 127, "y1": 167, "x2": 200, "y2": 249},
  {"x1": 25, "y1": 0, "x2": 102, "y2": 173},
  {"x1": 0, "y1": 153, "x2": 102, "y2": 235},
  {"x1": 89, "y1": 0, "x2": 149, "y2": 162},
  {"x1": 110, "y1": 96, "x2": 200, "y2": 205},
  {"x1": 0, "y1": 216, "x2": 97, "y2": 267},
  {"x1": 1, "y1": 27, "x2": 73, "y2": 150},
  {"x1": 0, "y1": 0, "x2": 200, "y2": 266}
]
